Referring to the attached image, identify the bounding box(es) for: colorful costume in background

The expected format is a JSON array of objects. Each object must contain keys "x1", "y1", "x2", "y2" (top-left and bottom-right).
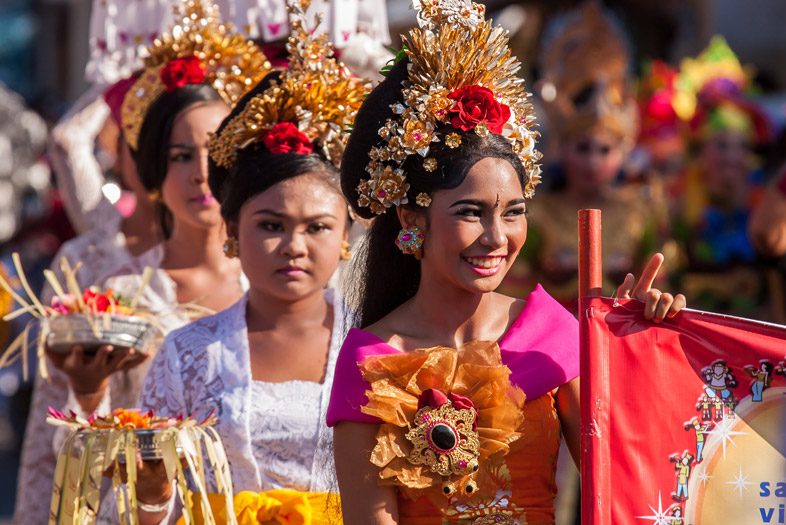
[
  {"x1": 670, "y1": 36, "x2": 772, "y2": 317},
  {"x1": 327, "y1": 286, "x2": 580, "y2": 524}
]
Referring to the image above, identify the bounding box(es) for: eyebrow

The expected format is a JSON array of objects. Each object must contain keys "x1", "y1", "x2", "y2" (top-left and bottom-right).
[
  {"x1": 168, "y1": 143, "x2": 196, "y2": 150},
  {"x1": 449, "y1": 198, "x2": 527, "y2": 208},
  {"x1": 251, "y1": 209, "x2": 337, "y2": 221}
]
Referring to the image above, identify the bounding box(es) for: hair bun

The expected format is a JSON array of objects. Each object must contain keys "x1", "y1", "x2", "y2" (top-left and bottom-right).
[
  {"x1": 340, "y1": 58, "x2": 410, "y2": 220},
  {"x1": 207, "y1": 71, "x2": 282, "y2": 201}
]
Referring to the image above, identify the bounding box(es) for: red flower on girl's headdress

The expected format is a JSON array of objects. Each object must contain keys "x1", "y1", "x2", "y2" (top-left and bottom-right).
[
  {"x1": 262, "y1": 122, "x2": 314, "y2": 155},
  {"x1": 160, "y1": 56, "x2": 206, "y2": 92},
  {"x1": 448, "y1": 85, "x2": 511, "y2": 134}
]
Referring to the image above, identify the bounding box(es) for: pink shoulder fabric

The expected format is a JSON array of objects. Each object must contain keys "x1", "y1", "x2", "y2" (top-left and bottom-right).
[
  {"x1": 326, "y1": 328, "x2": 401, "y2": 426},
  {"x1": 325, "y1": 284, "x2": 579, "y2": 426},
  {"x1": 499, "y1": 284, "x2": 580, "y2": 400}
]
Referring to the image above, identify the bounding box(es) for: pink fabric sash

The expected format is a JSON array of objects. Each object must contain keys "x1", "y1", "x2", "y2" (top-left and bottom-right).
[{"x1": 326, "y1": 284, "x2": 579, "y2": 426}]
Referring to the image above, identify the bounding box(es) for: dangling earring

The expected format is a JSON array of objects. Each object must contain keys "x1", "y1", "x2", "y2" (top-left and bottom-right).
[
  {"x1": 340, "y1": 240, "x2": 352, "y2": 261},
  {"x1": 223, "y1": 237, "x2": 239, "y2": 258},
  {"x1": 396, "y1": 225, "x2": 425, "y2": 259}
]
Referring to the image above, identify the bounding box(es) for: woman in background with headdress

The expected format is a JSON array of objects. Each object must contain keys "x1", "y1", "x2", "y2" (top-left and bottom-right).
[
  {"x1": 501, "y1": 1, "x2": 664, "y2": 311},
  {"x1": 672, "y1": 36, "x2": 772, "y2": 318},
  {"x1": 327, "y1": 1, "x2": 684, "y2": 523},
  {"x1": 126, "y1": 3, "x2": 367, "y2": 523}
]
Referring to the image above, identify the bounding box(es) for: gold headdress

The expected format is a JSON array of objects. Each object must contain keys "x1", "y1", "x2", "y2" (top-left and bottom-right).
[
  {"x1": 207, "y1": 0, "x2": 371, "y2": 169},
  {"x1": 538, "y1": 1, "x2": 638, "y2": 146},
  {"x1": 355, "y1": 0, "x2": 541, "y2": 215},
  {"x1": 120, "y1": 0, "x2": 271, "y2": 150}
]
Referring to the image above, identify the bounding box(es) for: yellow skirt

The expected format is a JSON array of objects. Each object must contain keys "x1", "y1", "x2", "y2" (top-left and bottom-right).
[{"x1": 177, "y1": 489, "x2": 343, "y2": 525}]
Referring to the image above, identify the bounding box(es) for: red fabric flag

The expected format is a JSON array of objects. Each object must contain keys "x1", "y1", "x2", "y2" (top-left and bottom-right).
[{"x1": 581, "y1": 296, "x2": 786, "y2": 525}]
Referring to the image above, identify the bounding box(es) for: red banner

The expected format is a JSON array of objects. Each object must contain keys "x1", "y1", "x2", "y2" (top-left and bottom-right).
[{"x1": 581, "y1": 297, "x2": 786, "y2": 525}]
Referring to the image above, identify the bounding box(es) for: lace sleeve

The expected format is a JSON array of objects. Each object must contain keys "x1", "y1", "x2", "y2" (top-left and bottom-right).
[
  {"x1": 48, "y1": 86, "x2": 119, "y2": 234},
  {"x1": 13, "y1": 368, "x2": 70, "y2": 525},
  {"x1": 137, "y1": 334, "x2": 188, "y2": 417}
]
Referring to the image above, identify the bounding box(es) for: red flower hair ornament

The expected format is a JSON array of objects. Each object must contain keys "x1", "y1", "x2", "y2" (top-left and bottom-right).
[
  {"x1": 262, "y1": 122, "x2": 314, "y2": 155},
  {"x1": 160, "y1": 56, "x2": 206, "y2": 92},
  {"x1": 448, "y1": 85, "x2": 511, "y2": 134}
]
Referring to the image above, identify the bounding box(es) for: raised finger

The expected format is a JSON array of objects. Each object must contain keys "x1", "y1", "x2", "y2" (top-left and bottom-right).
[
  {"x1": 653, "y1": 292, "x2": 674, "y2": 323},
  {"x1": 113, "y1": 349, "x2": 140, "y2": 371},
  {"x1": 643, "y1": 289, "x2": 662, "y2": 320},
  {"x1": 64, "y1": 346, "x2": 84, "y2": 371},
  {"x1": 632, "y1": 253, "x2": 664, "y2": 300},
  {"x1": 668, "y1": 294, "x2": 687, "y2": 318},
  {"x1": 615, "y1": 273, "x2": 635, "y2": 299}
]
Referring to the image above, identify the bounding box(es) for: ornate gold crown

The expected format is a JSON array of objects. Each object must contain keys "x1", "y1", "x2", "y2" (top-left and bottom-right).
[
  {"x1": 207, "y1": 0, "x2": 371, "y2": 169},
  {"x1": 355, "y1": 0, "x2": 541, "y2": 216},
  {"x1": 120, "y1": 0, "x2": 271, "y2": 150},
  {"x1": 538, "y1": 1, "x2": 637, "y2": 145}
]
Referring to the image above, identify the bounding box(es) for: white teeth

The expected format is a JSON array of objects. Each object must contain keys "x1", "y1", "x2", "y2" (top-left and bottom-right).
[{"x1": 464, "y1": 257, "x2": 504, "y2": 269}]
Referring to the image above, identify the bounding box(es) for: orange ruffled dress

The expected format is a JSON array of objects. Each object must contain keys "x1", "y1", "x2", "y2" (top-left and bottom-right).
[{"x1": 327, "y1": 285, "x2": 579, "y2": 525}]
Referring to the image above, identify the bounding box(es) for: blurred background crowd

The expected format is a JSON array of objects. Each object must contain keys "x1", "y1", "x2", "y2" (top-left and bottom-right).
[{"x1": 1, "y1": 0, "x2": 786, "y2": 523}]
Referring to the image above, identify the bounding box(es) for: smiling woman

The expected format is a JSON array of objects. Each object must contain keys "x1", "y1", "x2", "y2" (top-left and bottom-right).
[{"x1": 327, "y1": 0, "x2": 684, "y2": 523}]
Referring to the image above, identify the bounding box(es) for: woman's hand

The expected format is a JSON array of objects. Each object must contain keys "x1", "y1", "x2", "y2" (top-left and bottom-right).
[
  {"x1": 105, "y1": 458, "x2": 173, "y2": 525},
  {"x1": 616, "y1": 253, "x2": 686, "y2": 322},
  {"x1": 47, "y1": 344, "x2": 149, "y2": 412}
]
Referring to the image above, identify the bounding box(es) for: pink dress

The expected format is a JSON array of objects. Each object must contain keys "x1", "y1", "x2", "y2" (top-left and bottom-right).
[{"x1": 326, "y1": 285, "x2": 580, "y2": 524}]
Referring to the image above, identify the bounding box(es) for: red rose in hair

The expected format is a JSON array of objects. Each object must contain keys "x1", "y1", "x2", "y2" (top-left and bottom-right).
[
  {"x1": 262, "y1": 122, "x2": 314, "y2": 155},
  {"x1": 160, "y1": 56, "x2": 206, "y2": 92},
  {"x1": 448, "y1": 85, "x2": 511, "y2": 134}
]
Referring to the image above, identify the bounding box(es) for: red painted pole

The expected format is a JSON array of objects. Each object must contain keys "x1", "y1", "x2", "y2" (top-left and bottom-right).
[{"x1": 579, "y1": 209, "x2": 609, "y2": 525}]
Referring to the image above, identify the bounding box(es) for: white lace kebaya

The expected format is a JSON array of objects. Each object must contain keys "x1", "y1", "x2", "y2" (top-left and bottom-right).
[{"x1": 138, "y1": 289, "x2": 345, "y2": 495}]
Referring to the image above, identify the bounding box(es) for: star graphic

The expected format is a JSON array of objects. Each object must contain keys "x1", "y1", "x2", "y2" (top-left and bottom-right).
[
  {"x1": 725, "y1": 464, "x2": 755, "y2": 498},
  {"x1": 696, "y1": 468, "x2": 713, "y2": 487},
  {"x1": 636, "y1": 492, "x2": 671, "y2": 525},
  {"x1": 707, "y1": 415, "x2": 746, "y2": 459}
]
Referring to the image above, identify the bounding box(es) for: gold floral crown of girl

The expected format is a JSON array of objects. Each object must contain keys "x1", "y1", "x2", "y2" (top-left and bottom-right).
[
  {"x1": 355, "y1": 0, "x2": 542, "y2": 216},
  {"x1": 207, "y1": 0, "x2": 371, "y2": 169},
  {"x1": 120, "y1": 0, "x2": 271, "y2": 151}
]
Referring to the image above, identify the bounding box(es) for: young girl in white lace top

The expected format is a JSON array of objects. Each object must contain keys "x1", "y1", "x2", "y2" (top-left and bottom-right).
[{"x1": 132, "y1": 65, "x2": 362, "y2": 523}]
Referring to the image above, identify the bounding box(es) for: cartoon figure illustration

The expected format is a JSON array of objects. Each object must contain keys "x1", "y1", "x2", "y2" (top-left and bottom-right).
[
  {"x1": 670, "y1": 451, "x2": 694, "y2": 502},
  {"x1": 776, "y1": 357, "x2": 786, "y2": 379},
  {"x1": 684, "y1": 417, "x2": 710, "y2": 462},
  {"x1": 696, "y1": 393, "x2": 712, "y2": 421},
  {"x1": 702, "y1": 360, "x2": 737, "y2": 417},
  {"x1": 744, "y1": 360, "x2": 774, "y2": 402},
  {"x1": 667, "y1": 504, "x2": 684, "y2": 524}
]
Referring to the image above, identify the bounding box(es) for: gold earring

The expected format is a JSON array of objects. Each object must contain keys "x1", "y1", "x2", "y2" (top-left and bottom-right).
[
  {"x1": 223, "y1": 237, "x2": 239, "y2": 258},
  {"x1": 147, "y1": 189, "x2": 161, "y2": 202},
  {"x1": 340, "y1": 240, "x2": 352, "y2": 261}
]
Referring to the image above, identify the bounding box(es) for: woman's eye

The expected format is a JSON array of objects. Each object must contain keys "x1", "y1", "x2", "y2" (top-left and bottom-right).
[
  {"x1": 456, "y1": 208, "x2": 482, "y2": 217},
  {"x1": 169, "y1": 152, "x2": 193, "y2": 163},
  {"x1": 307, "y1": 223, "x2": 330, "y2": 234},
  {"x1": 505, "y1": 206, "x2": 528, "y2": 217},
  {"x1": 258, "y1": 221, "x2": 284, "y2": 232}
]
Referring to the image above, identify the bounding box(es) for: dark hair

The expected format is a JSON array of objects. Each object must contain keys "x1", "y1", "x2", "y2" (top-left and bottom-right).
[
  {"x1": 208, "y1": 72, "x2": 342, "y2": 222},
  {"x1": 132, "y1": 83, "x2": 223, "y2": 238},
  {"x1": 341, "y1": 58, "x2": 527, "y2": 327}
]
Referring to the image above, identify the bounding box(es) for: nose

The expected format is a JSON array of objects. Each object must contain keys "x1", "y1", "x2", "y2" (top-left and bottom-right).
[
  {"x1": 280, "y1": 231, "x2": 308, "y2": 259},
  {"x1": 479, "y1": 215, "x2": 506, "y2": 249},
  {"x1": 191, "y1": 150, "x2": 210, "y2": 185}
]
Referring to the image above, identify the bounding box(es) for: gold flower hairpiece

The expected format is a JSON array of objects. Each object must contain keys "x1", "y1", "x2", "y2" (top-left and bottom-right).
[
  {"x1": 120, "y1": 0, "x2": 271, "y2": 150},
  {"x1": 207, "y1": 0, "x2": 371, "y2": 169},
  {"x1": 355, "y1": 0, "x2": 542, "y2": 215}
]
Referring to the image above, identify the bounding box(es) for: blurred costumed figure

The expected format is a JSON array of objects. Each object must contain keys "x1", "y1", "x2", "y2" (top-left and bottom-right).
[
  {"x1": 634, "y1": 60, "x2": 689, "y2": 207},
  {"x1": 501, "y1": 1, "x2": 662, "y2": 311},
  {"x1": 671, "y1": 36, "x2": 772, "y2": 317}
]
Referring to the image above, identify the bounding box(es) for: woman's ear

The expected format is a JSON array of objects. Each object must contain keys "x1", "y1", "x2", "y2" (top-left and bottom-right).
[{"x1": 396, "y1": 206, "x2": 426, "y2": 231}]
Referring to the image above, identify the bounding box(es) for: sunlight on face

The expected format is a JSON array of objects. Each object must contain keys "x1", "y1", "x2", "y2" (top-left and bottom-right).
[
  {"x1": 234, "y1": 173, "x2": 348, "y2": 302},
  {"x1": 413, "y1": 157, "x2": 528, "y2": 294},
  {"x1": 161, "y1": 101, "x2": 229, "y2": 233}
]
